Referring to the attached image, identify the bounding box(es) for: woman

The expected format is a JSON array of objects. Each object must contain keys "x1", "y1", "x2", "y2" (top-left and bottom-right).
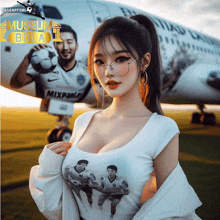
[{"x1": 29, "y1": 14, "x2": 202, "y2": 220}]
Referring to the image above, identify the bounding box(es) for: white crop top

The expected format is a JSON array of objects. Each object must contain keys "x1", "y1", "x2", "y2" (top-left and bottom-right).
[{"x1": 62, "y1": 110, "x2": 180, "y2": 220}]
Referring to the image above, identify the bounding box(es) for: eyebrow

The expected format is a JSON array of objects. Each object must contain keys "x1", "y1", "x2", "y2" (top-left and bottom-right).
[{"x1": 94, "y1": 50, "x2": 129, "y2": 57}]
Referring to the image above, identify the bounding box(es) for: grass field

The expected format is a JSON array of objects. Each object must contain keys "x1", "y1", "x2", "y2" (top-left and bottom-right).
[{"x1": 1, "y1": 106, "x2": 220, "y2": 219}]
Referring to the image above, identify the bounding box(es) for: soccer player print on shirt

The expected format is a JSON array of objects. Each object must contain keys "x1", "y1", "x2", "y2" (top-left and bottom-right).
[
  {"x1": 97, "y1": 165, "x2": 130, "y2": 218},
  {"x1": 64, "y1": 160, "x2": 98, "y2": 207}
]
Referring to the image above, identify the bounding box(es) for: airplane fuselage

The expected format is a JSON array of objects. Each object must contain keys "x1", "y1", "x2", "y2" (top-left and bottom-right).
[{"x1": 1, "y1": 0, "x2": 220, "y2": 105}]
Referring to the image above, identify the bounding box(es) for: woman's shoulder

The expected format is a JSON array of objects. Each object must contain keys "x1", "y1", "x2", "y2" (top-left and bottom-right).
[
  {"x1": 75, "y1": 110, "x2": 101, "y2": 125},
  {"x1": 153, "y1": 113, "x2": 179, "y2": 130}
]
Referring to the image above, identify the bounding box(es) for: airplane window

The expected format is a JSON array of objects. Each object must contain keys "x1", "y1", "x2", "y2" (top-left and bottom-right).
[
  {"x1": 158, "y1": 35, "x2": 163, "y2": 42},
  {"x1": 197, "y1": 46, "x2": 199, "y2": 51},
  {"x1": 204, "y1": 48, "x2": 207, "y2": 53},
  {"x1": 182, "y1": 42, "x2": 186, "y2": 47},
  {"x1": 211, "y1": 51, "x2": 214, "y2": 54},
  {"x1": 176, "y1": 40, "x2": 180, "y2": 46},
  {"x1": 208, "y1": 49, "x2": 210, "y2": 53},
  {"x1": 171, "y1": 39, "x2": 174, "y2": 44},
  {"x1": 42, "y1": 6, "x2": 63, "y2": 19},
  {"x1": 192, "y1": 45, "x2": 195, "y2": 50},
  {"x1": 187, "y1": 43, "x2": 190, "y2": 48},
  {"x1": 200, "y1": 47, "x2": 203, "y2": 52},
  {"x1": 165, "y1": 37, "x2": 169, "y2": 43}
]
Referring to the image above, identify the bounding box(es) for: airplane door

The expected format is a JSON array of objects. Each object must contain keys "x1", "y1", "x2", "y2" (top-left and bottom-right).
[{"x1": 87, "y1": 2, "x2": 110, "y2": 27}]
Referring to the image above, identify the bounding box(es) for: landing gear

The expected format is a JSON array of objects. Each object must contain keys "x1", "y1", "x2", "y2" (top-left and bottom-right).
[
  {"x1": 47, "y1": 128, "x2": 59, "y2": 143},
  {"x1": 190, "y1": 104, "x2": 216, "y2": 125},
  {"x1": 202, "y1": 113, "x2": 216, "y2": 125},
  {"x1": 191, "y1": 112, "x2": 201, "y2": 124},
  {"x1": 57, "y1": 128, "x2": 72, "y2": 141},
  {"x1": 47, "y1": 115, "x2": 72, "y2": 143}
]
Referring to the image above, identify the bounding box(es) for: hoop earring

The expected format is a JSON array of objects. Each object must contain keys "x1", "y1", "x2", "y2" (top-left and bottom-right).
[{"x1": 140, "y1": 70, "x2": 148, "y2": 86}]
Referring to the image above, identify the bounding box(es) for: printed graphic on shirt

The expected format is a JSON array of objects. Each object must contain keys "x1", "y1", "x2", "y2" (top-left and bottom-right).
[
  {"x1": 64, "y1": 159, "x2": 99, "y2": 206},
  {"x1": 64, "y1": 161, "x2": 129, "y2": 218},
  {"x1": 97, "y1": 165, "x2": 129, "y2": 218}
]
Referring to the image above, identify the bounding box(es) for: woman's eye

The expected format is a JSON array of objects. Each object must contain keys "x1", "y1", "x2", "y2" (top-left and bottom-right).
[
  {"x1": 94, "y1": 60, "x2": 104, "y2": 66},
  {"x1": 115, "y1": 56, "x2": 130, "y2": 63}
]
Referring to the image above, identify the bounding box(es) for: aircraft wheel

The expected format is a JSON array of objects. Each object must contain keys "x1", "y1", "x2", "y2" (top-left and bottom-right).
[
  {"x1": 47, "y1": 128, "x2": 59, "y2": 143},
  {"x1": 191, "y1": 112, "x2": 201, "y2": 124},
  {"x1": 57, "y1": 128, "x2": 72, "y2": 142},
  {"x1": 202, "y1": 113, "x2": 216, "y2": 125}
]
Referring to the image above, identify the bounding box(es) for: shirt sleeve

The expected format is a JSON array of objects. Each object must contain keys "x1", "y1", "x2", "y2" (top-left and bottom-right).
[
  {"x1": 152, "y1": 116, "x2": 180, "y2": 159},
  {"x1": 69, "y1": 112, "x2": 87, "y2": 143},
  {"x1": 29, "y1": 146, "x2": 80, "y2": 219},
  {"x1": 69, "y1": 111, "x2": 97, "y2": 143}
]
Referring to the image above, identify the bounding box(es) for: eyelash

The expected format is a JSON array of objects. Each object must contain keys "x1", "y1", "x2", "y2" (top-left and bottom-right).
[{"x1": 94, "y1": 56, "x2": 131, "y2": 65}]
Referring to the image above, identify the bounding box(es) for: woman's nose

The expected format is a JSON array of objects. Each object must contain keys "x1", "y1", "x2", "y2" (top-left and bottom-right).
[{"x1": 104, "y1": 64, "x2": 114, "y2": 77}]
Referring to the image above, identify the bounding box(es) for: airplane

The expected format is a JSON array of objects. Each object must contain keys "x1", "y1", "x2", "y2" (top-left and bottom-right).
[{"x1": 1, "y1": 0, "x2": 220, "y2": 143}]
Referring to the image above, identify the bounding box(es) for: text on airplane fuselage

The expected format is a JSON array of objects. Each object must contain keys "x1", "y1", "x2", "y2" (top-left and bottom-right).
[{"x1": 119, "y1": 7, "x2": 220, "y2": 48}]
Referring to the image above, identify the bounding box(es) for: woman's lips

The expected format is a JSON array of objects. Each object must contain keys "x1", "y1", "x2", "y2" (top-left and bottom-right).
[
  {"x1": 108, "y1": 84, "x2": 120, "y2": 89},
  {"x1": 105, "y1": 80, "x2": 121, "y2": 89}
]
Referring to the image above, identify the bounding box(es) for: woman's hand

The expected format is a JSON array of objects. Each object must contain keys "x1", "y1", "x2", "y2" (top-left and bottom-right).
[{"x1": 46, "y1": 142, "x2": 72, "y2": 156}]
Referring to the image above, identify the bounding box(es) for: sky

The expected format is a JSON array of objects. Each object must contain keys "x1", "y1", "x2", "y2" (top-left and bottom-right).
[{"x1": 0, "y1": 0, "x2": 220, "y2": 107}]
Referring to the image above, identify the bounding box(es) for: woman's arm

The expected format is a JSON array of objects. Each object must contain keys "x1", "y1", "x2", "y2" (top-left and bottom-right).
[
  {"x1": 133, "y1": 133, "x2": 202, "y2": 219},
  {"x1": 29, "y1": 142, "x2": 80, "y2": 220},
  {"x1": 154, "y1": 133, "x2": 179, "y2": 189}
]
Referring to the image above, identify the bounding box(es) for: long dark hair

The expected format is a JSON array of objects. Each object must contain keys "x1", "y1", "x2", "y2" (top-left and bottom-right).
[{"x1": 88, "y1": 14, "x2": 164, "y2": 115}]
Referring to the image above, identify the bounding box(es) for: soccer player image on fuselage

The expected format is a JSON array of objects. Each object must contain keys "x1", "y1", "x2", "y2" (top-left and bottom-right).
[
  {"x1": 64, "y1": 160, "x2": 98, "y2": 206},
  {"x1": 10, "y1": 24, "x2": 90, "y2": 104},
  {"x1": 98, "y1": 165, "x2": 129, "y2": 218}
]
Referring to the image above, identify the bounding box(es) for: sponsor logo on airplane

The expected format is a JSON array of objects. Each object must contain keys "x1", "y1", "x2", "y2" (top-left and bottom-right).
[{"x1": 46, "y1": 90, "x2": 83, "y2": 99}]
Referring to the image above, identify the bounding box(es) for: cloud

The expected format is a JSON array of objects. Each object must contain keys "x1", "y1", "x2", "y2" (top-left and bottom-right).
[{"x1": 199, "y1": 2, "x2": 220, "y2": 14}]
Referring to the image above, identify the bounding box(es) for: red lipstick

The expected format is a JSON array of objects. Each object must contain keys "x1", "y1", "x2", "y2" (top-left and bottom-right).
[{"x1": 105, "y1": 80, "x2": 121, "y2": 89}]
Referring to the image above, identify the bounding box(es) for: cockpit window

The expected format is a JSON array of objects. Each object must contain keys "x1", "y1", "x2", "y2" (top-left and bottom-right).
[{"x1": 42, "y1": 6, "x2": 62, "y2": 19}]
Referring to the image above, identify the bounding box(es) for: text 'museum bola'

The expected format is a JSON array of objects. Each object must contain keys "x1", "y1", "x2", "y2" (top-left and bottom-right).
[{"x1": 29, "y1": 14, "x2": 202, "y2": 220}]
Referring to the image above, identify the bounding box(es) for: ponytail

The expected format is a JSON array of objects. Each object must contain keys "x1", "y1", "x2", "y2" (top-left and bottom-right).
[{"x1": 130, "y1": 15, "x2": 164, "y2": 115}]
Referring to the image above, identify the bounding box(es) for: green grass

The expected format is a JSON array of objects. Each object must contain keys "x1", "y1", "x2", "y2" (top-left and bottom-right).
[
  {"x1": 2, "y1": 149, "x2": 43, "y2": 186},
  {"x1": 1, "y1": 107, "x2": 88, "y2": 151},
  {"x1": 1, "y1": 107, "x2": 220, "y2": 219},
  {"x1": 179, "y1": 136, "x2": 220, "y2": 220},
  {"x1": 2, "y1": 186, "x2": 46, "y2": 220}
]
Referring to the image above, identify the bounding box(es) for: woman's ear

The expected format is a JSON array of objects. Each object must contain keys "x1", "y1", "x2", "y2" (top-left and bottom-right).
[{"x1": 143, "y1": 53, "x2": 151, "y2": 69}]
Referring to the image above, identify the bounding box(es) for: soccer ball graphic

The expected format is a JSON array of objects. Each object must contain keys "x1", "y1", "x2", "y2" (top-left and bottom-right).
[{"x1": 31, "y1": 48, "x2": 58, "y2": 74}]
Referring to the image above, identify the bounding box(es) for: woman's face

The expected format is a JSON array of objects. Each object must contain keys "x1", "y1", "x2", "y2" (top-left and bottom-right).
[{"x1": 93, "y1": 36, "x2": 141, "y2": 98}]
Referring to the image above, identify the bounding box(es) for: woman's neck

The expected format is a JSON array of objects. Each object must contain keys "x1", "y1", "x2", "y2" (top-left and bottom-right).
[{"x1": 104, "y1": 85, "x2": 151, "y2": 118}]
